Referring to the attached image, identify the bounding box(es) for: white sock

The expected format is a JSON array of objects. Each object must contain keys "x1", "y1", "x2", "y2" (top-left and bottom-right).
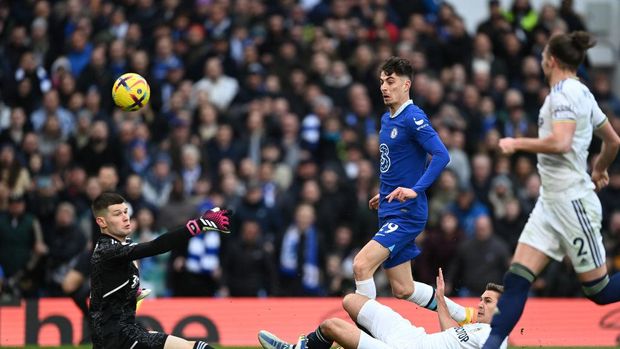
[
  {"x1": 408, "y1": 281, "x2": 435, "y2": 308},
  {"x1": 355, "y1": 278, "x2": 376, "y2": 299},
  {"x1": 407, "y1": 281, "x2": 468, "y2": 323}
]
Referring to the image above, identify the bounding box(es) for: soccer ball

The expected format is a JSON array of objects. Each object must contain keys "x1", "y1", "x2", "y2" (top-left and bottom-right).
[{"x1": 112, "y1": 73, "x2": 150, "y2": 111}]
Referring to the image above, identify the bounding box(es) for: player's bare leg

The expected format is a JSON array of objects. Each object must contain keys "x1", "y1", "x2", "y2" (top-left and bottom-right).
[
  {"x1": 578, "y1": 265, "x2": 608, "y2": 282},
  {"x1": 318, "y1": 318, "x2": 362, "y2": 349},
  {"x1": 164, "y1": 335, "x2": 213, "y2": 349},
  {"x1": 342, "y1": 293, "x2": 368, "y2": 322},
  {"x1": 384, "y1": 260, "x2": 474, "y2": 324},
  {"x1": 353, "y1": 241, "x2": 475, "y2": 324},
  {"x1": 512, "y1": 243, "x2": 550, "y2": 275},
  {"x1": 317, "y1": 301, "x2": 392, "y2": 349},
  {"x1": 352, "y1": 240, "x2": 389, "y2": 299},
  {"x1": 163, "y1": 335, "x2": 193, "y2": 349},
  {"x1": 335, "y1": 294, "x2": 396, "y2": 349},
  {"x1": 384, "y1": 261, "x2": 414, "y2": 298}
]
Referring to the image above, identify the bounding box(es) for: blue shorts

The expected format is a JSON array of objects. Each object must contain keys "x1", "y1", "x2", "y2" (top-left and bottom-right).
[{"x1": 373, "y1": 216, "x2": 426, "y2": 269}]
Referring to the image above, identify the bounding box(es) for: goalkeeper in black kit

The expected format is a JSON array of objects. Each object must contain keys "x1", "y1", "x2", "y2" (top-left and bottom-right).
[{"x1": 89, "y1": 192, "x2": 231, "y2": 349}]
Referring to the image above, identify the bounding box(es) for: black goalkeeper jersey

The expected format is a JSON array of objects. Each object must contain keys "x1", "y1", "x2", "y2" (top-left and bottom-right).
[{"x1": 89, "y1": 228, "x2": 190, "y2": 348}]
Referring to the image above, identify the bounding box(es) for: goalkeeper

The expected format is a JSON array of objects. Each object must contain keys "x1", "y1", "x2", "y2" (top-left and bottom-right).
[{"x1": 89, "y1": 192, "x2": 231, "y2": 349}]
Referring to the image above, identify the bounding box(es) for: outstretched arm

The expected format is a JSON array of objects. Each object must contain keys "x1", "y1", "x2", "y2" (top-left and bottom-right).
[
  {"x1": 498, "y1": 121, "x2": 576, "y2": 155},
  {"x1": 500, "y1": 90, "x2": 578, "y2": 155},
  {"x1": 120, "y1": 226, "x2": 194, "y2": 260},
  {"x1": 436, "y1": 268, "x2": 459, "y2": 331},
  {"x1": 106, "y1": 208, "x2": 232, "y2": 261}
]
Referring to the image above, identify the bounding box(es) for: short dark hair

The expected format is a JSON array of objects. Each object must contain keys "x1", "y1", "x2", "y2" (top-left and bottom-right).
[
  {"x1": 92, "y1": 192, "x2": 126, "y2": 217},
  {"x1": 547, "y1": 31, "x2": 596, "y2": 71},
  {"x1": 380, "y1": 56, "x2": 413, "y2": 80},
  {"x1": 486, "y1": 282, "x2": 504, "y2": 294}
]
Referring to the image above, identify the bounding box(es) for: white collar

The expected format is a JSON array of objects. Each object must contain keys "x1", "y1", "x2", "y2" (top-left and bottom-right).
[{"x1": 390, "y1": 99, "x2": 413, "y2": 118}]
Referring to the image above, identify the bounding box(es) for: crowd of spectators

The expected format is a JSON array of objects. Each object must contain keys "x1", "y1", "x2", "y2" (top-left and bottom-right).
[{"x1": 1, "y1": 0, "x2": 620, "y2": 301}]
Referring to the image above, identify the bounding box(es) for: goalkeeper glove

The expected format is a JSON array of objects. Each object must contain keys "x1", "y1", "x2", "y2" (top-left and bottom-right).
[{"x1": 186, "y1": 207, "x2": 232, "y2": 235}]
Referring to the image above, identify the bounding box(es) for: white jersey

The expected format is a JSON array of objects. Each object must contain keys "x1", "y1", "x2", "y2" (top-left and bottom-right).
[
  {"x1": 537, "y1": 78, "x2": 607, "y2": 200},
  {"x1": 357, "y1": 300, "x2": 508, "y2": 349},
  {"x1": 419, "y1": 323, "x2": 507, "y2": 349}
]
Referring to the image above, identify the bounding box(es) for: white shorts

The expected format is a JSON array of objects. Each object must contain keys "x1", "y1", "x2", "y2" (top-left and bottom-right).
[
  {"x1": 519, "y1": 191, "x2": 605, "y2": 273},
  {"x1": 357, "y1": 299, "x2": 426, "y2": 349}
]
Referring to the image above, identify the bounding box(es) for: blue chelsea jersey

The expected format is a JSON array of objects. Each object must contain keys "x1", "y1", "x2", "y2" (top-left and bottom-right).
[{"x1": 378, "y1": 101, "x2": 437, "y2": 221}]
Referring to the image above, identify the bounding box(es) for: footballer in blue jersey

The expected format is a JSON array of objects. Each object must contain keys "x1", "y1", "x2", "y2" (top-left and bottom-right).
[
  {"x1": 375, "y1": 100, "x2": 445, "y2": 267},
  {"x1": 352, "y1": 57, "x2": 477, "y2": 326}
]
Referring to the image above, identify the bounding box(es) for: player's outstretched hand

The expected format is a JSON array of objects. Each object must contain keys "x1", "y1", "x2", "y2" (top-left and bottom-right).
[
  {"x1": 186, "y1": 207, "x2": 233, "y2": 235},
  {"x1": 498, "y1": 137, "x2": 516, "y2": 155},
  {"x1": 386, "y1": 187, "x2": 417, "y2": 203},
  {"x1": 436, "y1": 268, "x2": 445, "y2": 300},
  {"x1": 591, "y1": 169, "x2": 609, "y2": 192},
  {"x1": 368, "y1": 194, "x2": 380, "y2": 210}
]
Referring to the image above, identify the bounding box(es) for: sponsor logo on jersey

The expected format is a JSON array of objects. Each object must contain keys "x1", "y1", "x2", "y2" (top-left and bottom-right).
[
  {"x1": 553, "y1": 105, "x2": 573, "y2": 113},
  {"x1": 454, "y1": 326, "x2": 470, "y2": 342},
  {"x1": 414, "y1": 118, "x2": 424, "y2": 126},
  {"x1": 380, "y1": 143, "x2": 391, "y2": 173}
]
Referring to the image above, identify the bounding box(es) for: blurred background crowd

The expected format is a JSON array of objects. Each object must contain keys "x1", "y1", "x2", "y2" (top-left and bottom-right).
[{"x1": 1, "y1": 0, "x2": 620, "y2": 302}]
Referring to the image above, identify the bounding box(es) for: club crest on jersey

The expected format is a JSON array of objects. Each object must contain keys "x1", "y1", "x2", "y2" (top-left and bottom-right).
[
  {"x1": 538, "y1": 116, "x2": 544, "y2": 127},
  {"x1": 390, "y1": 127, "x2": 398, "y2": 139}
]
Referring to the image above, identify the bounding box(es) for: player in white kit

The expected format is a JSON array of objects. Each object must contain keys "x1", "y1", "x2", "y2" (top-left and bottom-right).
[
  {"x1": 258, "y1": 269, "x2": 507, "y2": 349},
  {"x1": 483, "y1": 31, "x2": 620, "y2": 349}
]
